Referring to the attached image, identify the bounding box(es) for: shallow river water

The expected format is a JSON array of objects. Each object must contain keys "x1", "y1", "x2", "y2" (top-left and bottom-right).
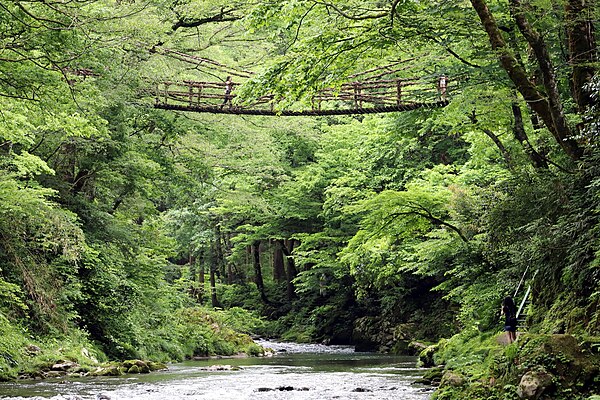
[{"x1": 0, "y1": 341, "x2": 432, "y2": 400}]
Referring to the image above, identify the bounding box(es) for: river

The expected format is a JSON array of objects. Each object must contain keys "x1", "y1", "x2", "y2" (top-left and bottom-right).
[{"x1": 0, "y1": 341, "x2": 432, "y2": 400}]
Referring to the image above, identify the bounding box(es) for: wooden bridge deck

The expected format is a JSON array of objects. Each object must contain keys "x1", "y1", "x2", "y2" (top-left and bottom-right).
[
  {"x1": 152, "y1": 76, "x2": 449, "y2": 116},
  {"x1": 155, "y1": 101, "x2": 449, "y2": 116}
]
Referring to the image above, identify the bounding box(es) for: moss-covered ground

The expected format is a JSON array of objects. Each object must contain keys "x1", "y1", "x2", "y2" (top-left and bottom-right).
[{"x1": 424, "y1": 329, "x2": 600, "y2": 400}]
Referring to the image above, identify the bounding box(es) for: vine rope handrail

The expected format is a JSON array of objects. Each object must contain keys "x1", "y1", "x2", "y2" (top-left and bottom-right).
[{"x1": 152, "y1": 75, "x2": 450, "y2": 116}]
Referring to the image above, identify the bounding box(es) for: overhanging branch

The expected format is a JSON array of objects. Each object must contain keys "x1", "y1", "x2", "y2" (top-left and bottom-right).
[{"x1": 171, "y1": 8, "x2": 241, "y2": 32}]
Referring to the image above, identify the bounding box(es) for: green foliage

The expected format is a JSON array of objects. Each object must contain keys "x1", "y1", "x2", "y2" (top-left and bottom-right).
[
  {"x1": 434, "y1": 328, "x2": 500, "y2": 374},
  {"x1": 1, "y1": 3, "x2": 600, "y2": 400},
  {"x1": 172, "y1": 307, "x2": 263, "y2": 359},
  {"x1": 218, "y1": 284, "x2": 263, "y2": 311},
  {"x1": 0, "y1": 315, "x2": 27, "y2": 381}
]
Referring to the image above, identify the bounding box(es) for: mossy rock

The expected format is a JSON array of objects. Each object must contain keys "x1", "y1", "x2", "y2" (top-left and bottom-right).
[
  {"x1": 517, "y1": 369, "x2": 554, "y2": 399},
  {"x1": 127, "y1": 365, "x2": 141, "y2": 374},
  {"x1": 93, "y1": 365, "x2": 123, "y2": 376},
  {"x1": 419, "y1": 344, "x2": 440, "y2": 367},
  {"x1": 391, "y1": 340, "x2": 411, "y2": 355},
  {"x1": 122, "y1": 360, "x2": 150, "y2": 373},
  {"x1": 518, "y1": 334, "x2": 600, "y2": 390},
  {"x1": 122, "y1": 360, "x2": 145, "y2": 369},
  {"x1": 148, "y1": 361, "x2": 168, "y2": 371},
  {"x1": 414, "y1": 367, "x2": 444, "y2": 386},
  {"x1": 72, "y1": 365, "x2": 93, "y2": 374},
  {"x1": 440, "y1": 371, "x2": 466, "y2": 388}
]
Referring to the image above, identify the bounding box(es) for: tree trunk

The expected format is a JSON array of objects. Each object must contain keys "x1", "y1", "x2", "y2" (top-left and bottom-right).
[
  {"x1": 188, "y1": 253, "x2": 196, "y2": 280},
  {"x1": 508, "y1": 0, "x2": 581, "y2": 157},
  {"x1": 209, "y1": 237, "x2": 221, "y2": 308},
  {"x1": 482, "y1": 128, "x2": 513, "y2": 169},
  {"x1": 187, "y1": 253, "x2": 203, "y2": 303},
  {"x1": 512, "y1": 102, "x2": 548, "y2": 168},
  {"x1": 199, "y1": 254, "x2": 205, "y2": 284},
  {"x1": 469, "y1": 0, "x2": 583, "y2": 160},
  {"x1": 252, "y1": 241, "x2": 270, "y2": 303},
  {"x1": 209, "y1": 268, "x2": 219, "y2": 308},
  {"x1": 565, "y1": 0, "x2": 596, "y2": 113},
  {"x1": 280, "y1": 239, "x2": 298, "y2": 301},
  {"x1": 223, "y1": 233, "x2": 234, "y2": 284},
  {"x1": 214, "y1": 224, "x2": 225, "y2": 279},
  {"x1": 273, "y1": 241, "x2": 286, "y2": 282}
]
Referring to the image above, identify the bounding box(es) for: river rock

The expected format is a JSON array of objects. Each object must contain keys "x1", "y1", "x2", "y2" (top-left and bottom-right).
[
  {"x1": 199, "y1": 365, "x2": 241, "y2": 371},
  {"x1": 51, "y1": 361, "x2": 79, "y2": 371},
  {"x1": 517, "y1": 370, "x2": 553, "y2": 399},
  {"x1": 414, "y1": 367, "x2": 443, "y2": 386},
  {"x1": 418, "y1": 344, "x2": 439, "y2": 367},
  {"x1": 93, "y1": 366, "x2": 123, "y2": 376},
  {"x1": 351, "y1": 387, "x2": 372, "y2": 392},
  {"x1": 409, "y1": 341, "x2": 428, "y2": 354},
  {"x1": 353, "y1": 316, "x2": 393, "y2": 352},
  {"x1": 26, "y1": 344, "x2": 42, "y2": 355},
  {"x1": 45, "y1": 371, "x2": 66, "y2": 378},
  {"x1": 147, "y1": 361, "x2": 168, "y2": 371},
  {"x1": 256, "y1": 386, "x2": 309, "y2": 392},
  {"x1": 440, "y1": 371, "x2": 465, "y2": 387},
  {"x1": 122, "y1": 360, "x2": 150, "y2": 374}
]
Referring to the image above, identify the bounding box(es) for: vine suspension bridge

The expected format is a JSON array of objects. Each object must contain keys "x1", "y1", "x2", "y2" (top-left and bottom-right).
[{"x1": 152, "y1": 50, "x2": 450, "y2": 116}]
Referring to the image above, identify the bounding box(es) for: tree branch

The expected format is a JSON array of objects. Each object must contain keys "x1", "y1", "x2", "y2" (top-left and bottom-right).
[
  {"x1": 469, "y1": 0, "x2": 583, "y2": 160},
  {"x1": 379, "y1": 205, "x2": 469, "y2": 243},
  {"x1": 171, "y1": 8, "x2": 241, "y2": 32},
  {"x1": 508, "y1": 0, "x2": 581, "y2": 159},
  {"x1": 407, "y1": 203, "x2": 469, "y2": 243},
  {"x1": 312, "y1": 0, "x2": 387, "y2": 20},
  {"x1": 423, "y1": 34, "x2": 482, "y2": 68}
]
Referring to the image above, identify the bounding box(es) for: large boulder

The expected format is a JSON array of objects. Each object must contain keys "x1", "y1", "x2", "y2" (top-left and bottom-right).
[
  {"x1": 414, "y1": 367, "x2": 444, "y2": 386},
  {"x1": 122, "y1": 360, "x2": 150, "y2": 374},
  {"x1": 517, "y1": 334, "x2": 600, "y2": 393},
  {"x1": 440, "y1": 371, "x2": 465, "y2": 388},
  {"x1": 418, "y1": 343, "x2": 440, "y2": 367},
  {"x1": 517, "y1": 369, "x2": 553, "y2": 399},
  {"x1": 51, "y1": 361, "x2": 79, "y2": 371},
  {"x1": 93, "y1": 365, "x2": 123, "y2": 376}
]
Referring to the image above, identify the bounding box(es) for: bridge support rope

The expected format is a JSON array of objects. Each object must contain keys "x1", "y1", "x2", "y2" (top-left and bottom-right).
[{"x1": 154, "y1": 100, "x2": 449, "y2": 116}]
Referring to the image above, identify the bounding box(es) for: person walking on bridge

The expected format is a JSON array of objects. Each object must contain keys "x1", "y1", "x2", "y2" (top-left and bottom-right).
[
  {"x1": 221, "y1": 76, "x2": 233, "y2": 109},
  {"x1": 437, "y1": 74, "x2": 448, "y2": 101}
]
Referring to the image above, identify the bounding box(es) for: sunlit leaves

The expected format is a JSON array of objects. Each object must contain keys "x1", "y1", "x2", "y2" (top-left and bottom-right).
[{"x1": 340, "y1": 165, "x2": 469, "y2": 292}]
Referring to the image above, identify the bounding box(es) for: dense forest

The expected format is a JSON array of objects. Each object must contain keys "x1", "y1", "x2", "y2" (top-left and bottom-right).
[{"x1": 1, "y1": 0, "x2": 600, "y2": 398}]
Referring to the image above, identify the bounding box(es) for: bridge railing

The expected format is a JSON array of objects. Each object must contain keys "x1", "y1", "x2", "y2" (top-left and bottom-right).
[{"x1": 154, "y1": 77, "x2": 444, "y2": 113}]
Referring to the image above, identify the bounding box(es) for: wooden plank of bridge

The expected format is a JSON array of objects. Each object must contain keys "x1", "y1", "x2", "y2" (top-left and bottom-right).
[
  {"x1": 397, "y1": 81, "x2": 402, "y2": 107},
  {"x1": 155, "y1": 101, "x2": 449, "y2": 116}
]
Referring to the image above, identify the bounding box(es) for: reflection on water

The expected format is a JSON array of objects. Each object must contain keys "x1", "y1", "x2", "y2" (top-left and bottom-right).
[{"x1": 0, "y1": 341, "x2": 432, "y2": 400}]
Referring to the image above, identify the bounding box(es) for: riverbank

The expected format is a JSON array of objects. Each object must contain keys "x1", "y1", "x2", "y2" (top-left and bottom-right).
[
  {"x1": 0, "y1": 307, "x2": 265, "y2": 382},
  {"x1": 420, "y1": 330, "x2": 600, "y2": 400}
]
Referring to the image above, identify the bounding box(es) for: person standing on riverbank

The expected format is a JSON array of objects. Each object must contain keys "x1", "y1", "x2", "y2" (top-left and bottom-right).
[{"x1": 501, "y1": 296, "x2": 518, "y2": 343}]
